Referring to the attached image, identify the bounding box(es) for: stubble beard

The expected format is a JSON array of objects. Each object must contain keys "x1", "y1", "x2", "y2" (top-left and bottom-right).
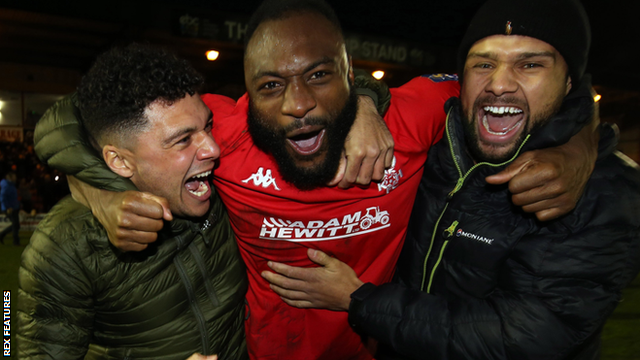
[
  {"x1": 247, "y1": 87, "x2": 358, "y2": 190},
  {"x1": 462, "y1": 94, "x2": 562, "y2": 163}
]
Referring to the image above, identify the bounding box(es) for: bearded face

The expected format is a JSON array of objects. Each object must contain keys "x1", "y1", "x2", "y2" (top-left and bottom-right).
[
  {"x1": 462, "y1": 93, "x2": 560, "y2": 163},
  {"x1": 248, "y1": 87, "x2": 358, "y2": 190},
  {"x1": 460, "y1": 35, "x2": 571, "y2": 163}
]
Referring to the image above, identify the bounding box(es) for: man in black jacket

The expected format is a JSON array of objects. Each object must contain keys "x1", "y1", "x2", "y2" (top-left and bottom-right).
[{"x1": 262, "y1": 0, "x2": 640, "y2": 358}]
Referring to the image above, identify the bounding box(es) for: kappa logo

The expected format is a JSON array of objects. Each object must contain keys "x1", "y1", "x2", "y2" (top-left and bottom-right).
[
  {"x1": 456, "y1": 228, "x2": 494, "y2": 245},
  {"x1": 259, "y1": 206, "x2": 391, "y2": 242},
  {"x1": 242, "y1": 167, "x2": 281, "y2": 190},
  {"x1": 377, "y1": 156, "x2": 403, "y2": 194}
]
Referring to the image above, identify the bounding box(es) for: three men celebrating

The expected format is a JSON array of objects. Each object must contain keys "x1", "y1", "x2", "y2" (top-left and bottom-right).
[{"x1": 19, "y1": 0, "x2": 640, "y2": 359}]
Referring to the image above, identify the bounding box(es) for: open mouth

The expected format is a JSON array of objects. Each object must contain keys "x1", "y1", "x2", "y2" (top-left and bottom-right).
[
  {"x1": 286, "y1": 128, "x2": 326, "y2": 156},
  {"x1": 481, "y1": 105, "x2": 524, "y2": 136},
  {"x1": 185, "y1": 170, "x2": 211, "y2": 198}
]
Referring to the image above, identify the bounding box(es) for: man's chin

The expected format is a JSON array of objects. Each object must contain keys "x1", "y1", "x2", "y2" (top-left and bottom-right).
[
  {"x1": 286, "y1": 146, "x2": 327, "y2": 167},
  {"x1": 174, "y1": 200, "x2": 211, "y2": 220},
  {"x1": 476, "y1": 142, "x2": 519, "y2": 164},
  {"x1": 282, "y1": 162, "x2": 336, "y2": 191}
]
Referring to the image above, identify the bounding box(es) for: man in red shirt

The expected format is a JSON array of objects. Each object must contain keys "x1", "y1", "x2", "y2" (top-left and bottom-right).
[{"x1": 40, "y1": 0, "x2": 596, "y2": 359}]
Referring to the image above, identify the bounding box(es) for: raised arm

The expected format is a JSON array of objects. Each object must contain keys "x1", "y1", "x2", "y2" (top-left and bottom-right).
[
  {"x1": 487, "y1": 100, "x2": 600, "y2": 221},
  {"x1": 34, "y1": 93, "x2": 136, "y2": 192},
  {"x1": 329, "y1": 69, "x2": 394, "y2": 188},
  {"x1": 68, "y1": 175, "x2": 172, "y2": 251}
]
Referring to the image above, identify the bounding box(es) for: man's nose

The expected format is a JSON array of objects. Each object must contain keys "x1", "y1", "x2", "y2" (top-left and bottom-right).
[
  {"x1": 486, "y1": 65, "x2": 518, "y2": 96},
  {"x1": 281, "y1": 79, "x2": 317, "y2": 119},
  {"x1": 195, "y1": 131, "x2": 220, "y2": 161}
]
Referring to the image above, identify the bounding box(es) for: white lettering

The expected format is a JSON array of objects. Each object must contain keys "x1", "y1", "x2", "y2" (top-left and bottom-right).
[
  {"x1": 308, "y1": 221, "x2": 323, "y2": 229},
  {"x1": 257, "y1": 207, "x2": 392, "y2": 241},
  {"x1": 326, "y1": 227, "x2": 341, "y2": 236},
  {"x1": 277, "y1": 228, "x2": 293, "y2": 238},
  {"x1": 343, "y1": 223, "x2": 358, "y2": 233},
  {"x1": 260, "y1": 227, "x2": 277, "y2": 238},
  {"x1": 294, "y1": 228, "x2": 318, "y2": 237},
  {"x1": 289, "y1": 221, "x2": 305, "y2": 228},
  {"x1": 323, "y1": 218, "x2": 340, "y2": 228},
  {"x1": 342, "y1": 211, "x2": 361, "y2": 225}
]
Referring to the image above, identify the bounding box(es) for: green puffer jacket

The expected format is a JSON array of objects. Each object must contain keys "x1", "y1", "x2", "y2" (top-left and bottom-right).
[{"x1": 18, "y1": 95, "x2": 248, "y2": 360}]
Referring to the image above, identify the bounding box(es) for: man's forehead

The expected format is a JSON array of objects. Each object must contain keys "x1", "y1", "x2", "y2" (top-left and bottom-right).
[
  {"x1": 143, "y1": 95, "x2": 208, "y2": 135},
  {"x1": 468, "y1": 34, "x2": 560, "y2": 59},
  {"x1": 245, "y1": 12, "x2": 345, "y2": 69}
]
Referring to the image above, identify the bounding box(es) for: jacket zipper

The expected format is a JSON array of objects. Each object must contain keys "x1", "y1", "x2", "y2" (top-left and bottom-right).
[
  {"x1": 174, "y1": 235, "x2": 211, "y2": 355},
  {"x1": 420, "y1": 108, "x2": 532, "y2": 293},
  {"x1": 188, "y1": 241, "x2": 220, "y2": 307}
]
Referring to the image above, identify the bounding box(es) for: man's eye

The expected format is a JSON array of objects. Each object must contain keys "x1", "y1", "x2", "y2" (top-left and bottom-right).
[
  {"x1": 475, "y1": 63, "x2": 493, "y2": 69},
  {"x1": 261, "y1": 82, "x2": 280, "y2": 90},
  {"x1": 310, "y1": 71, "x2": 327, "y2": 79},
  {"x1": 177, "y1": 136, "x2": 190, "y2": 144},
  {"x1": 523, "y1": 63, "x2": 542, "y2": 69},
  {"x1": 205, "y1": 121, "x2": 213, "y2": 132}
]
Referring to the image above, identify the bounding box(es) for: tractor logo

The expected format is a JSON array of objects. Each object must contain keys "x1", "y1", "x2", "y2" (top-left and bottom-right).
[{"x1": 359, "y1": 206, "x2": 390, "y2": 230}]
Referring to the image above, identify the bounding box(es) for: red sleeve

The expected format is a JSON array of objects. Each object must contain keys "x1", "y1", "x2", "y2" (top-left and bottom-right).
[
  {"x1": 385, "y1": 75, "x2": 460, "y2": 151},
  {"x1": 202, "y1": 93, "x2": 251, "y2": 156}
]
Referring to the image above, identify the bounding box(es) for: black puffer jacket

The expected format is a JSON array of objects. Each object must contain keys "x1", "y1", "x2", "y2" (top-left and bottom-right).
[
  {"x1": 18, "y1": 95, "x2": 249, "y2": 360},
  {"x1": 348, "y1": 78, "x2": 640, "y2": 360}
]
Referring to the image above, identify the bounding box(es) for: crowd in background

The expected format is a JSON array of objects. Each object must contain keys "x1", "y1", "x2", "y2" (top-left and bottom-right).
[{"x1": 0, "y1": 136, "x2": 70, "y2": 214}]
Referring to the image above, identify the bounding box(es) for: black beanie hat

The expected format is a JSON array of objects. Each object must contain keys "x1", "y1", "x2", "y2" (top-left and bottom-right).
[{"x1": 457, "y1": 0, "x2": 591, "y2": 88}]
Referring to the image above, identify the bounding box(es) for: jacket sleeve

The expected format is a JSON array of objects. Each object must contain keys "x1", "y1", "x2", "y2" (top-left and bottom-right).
[
  {"x1": 34, "y1": 93, "x2": 137, "y2": 192},
  {"x1": 349, "y1": 210, "x2": 640, "y2": 359},
  {"x1": 17, "y1": 228, "x2": 95, "y2": 359},
  {"x1": 350, "y1": 263, "x2": 627, "y2": 359},
  {"x1": 354, "y1": 69, "x2": 391, "y2": 115}
]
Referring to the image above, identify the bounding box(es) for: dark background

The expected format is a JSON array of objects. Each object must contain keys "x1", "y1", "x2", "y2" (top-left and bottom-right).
[
  {"x1": 1, "y1": 0, "x2": 638, "y2": 88},
  {"x1": 0, "y1": 0, "x2": 639, "y2": 158}
]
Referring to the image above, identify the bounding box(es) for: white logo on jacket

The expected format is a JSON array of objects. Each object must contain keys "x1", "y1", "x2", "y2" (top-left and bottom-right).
[
  {"x1": 456, "y1": 228, "x2": 494, "y2": 245},
  {"x1": 242, "y1": 167, "x2": 280, "y2": 190}
]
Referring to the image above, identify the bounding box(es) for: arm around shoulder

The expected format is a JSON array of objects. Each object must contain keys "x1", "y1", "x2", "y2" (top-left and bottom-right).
[{"x1": 34, "y1": 93, "x2": 136, "y2": 192}]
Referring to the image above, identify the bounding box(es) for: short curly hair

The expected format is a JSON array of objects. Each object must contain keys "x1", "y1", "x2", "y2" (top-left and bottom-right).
[
  {"x1": 244, "y1": 0, "x2": 343, "y2": 48},
  {"x1": 78, "y1": 43, "x2": 204, "y2": 148}
]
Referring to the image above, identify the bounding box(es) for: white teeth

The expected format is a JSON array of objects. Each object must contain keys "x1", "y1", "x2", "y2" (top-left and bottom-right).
[
  {"x1": 188, "y1": 181, "x2": 209, "y2": 197},
  {"x1": 187, "y1": 170, "x2": 211, "y2": 197},
  {"x1": 482, "y1": 106, "x2": 523, "y2": 115},
  {"x1": 193, "y1": 170, "x2": 211, "y2": 179}
]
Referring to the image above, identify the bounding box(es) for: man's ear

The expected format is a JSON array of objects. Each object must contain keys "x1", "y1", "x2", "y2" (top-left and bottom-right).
[
  {"x1": 565, "y1": 76, "x2": 572, "y2": 95},
  {"x1": 348, "y1": 55, "x2": 355, "y2": 84},
  {"x1": 102, "y1": 145, "x2": 135, "y2": 178}
]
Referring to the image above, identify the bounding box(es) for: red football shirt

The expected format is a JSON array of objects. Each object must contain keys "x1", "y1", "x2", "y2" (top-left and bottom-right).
[{"x1": 207, "y1": 75, "x2": 460, "y2": 360}]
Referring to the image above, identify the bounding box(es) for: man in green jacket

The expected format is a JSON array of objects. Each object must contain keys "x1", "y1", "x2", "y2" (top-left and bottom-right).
[{"x1": 17, "y1": 44, "x2": 247, "y2": 360}]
